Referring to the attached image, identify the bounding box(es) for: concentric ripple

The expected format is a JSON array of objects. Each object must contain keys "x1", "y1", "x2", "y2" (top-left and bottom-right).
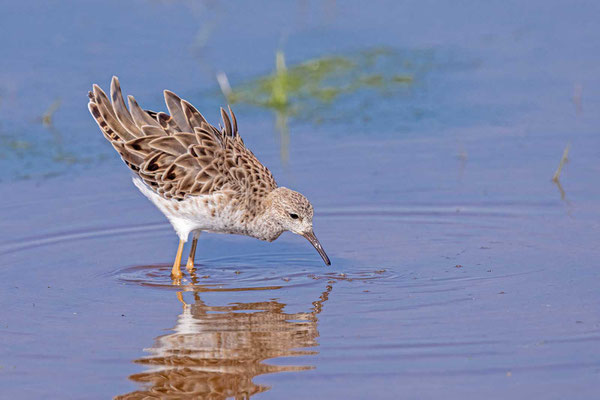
[{"x1": 108, "y1": 252, "x2": 397, "y2": 292}]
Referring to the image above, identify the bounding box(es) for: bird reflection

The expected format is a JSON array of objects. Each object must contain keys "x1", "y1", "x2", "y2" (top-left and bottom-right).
[{"x1": 116, "y1": 268, "x2": 333, "y2": 399}]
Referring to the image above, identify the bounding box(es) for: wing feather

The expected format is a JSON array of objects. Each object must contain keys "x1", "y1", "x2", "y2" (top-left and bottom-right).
[
  {"x1": 149, "y1": 136, "x2": 187, "y2": 156},
  {"x1": 88, "y1": 77, "x2": 277, "y2": 201},
  {"x1": 127, "y1": 95, "x2": 162, "y2": 130},
  {"x1": 164, "y1": 90, "x2": 192, "y2": 133},
  {"x1": 92, "y1": 85, "x2": 136, "y2": 141},
  {"x1": 110, "y1": 77, "x2": 143, "y2": 138}
]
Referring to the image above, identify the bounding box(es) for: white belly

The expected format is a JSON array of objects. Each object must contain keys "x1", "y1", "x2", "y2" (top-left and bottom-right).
[{"x1": 133, "y1": 177, "x2": 245, "y2": 241}]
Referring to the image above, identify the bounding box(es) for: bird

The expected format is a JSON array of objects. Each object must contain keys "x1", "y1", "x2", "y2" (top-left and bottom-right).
[{"x1": 87, "y1": 77, "x2": 330, "y2": 279}]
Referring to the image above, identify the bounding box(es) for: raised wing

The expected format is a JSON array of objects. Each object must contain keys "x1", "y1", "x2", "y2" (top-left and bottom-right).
[{"x1": 88, "y1": 76, "x2": 277, "y2": 201}]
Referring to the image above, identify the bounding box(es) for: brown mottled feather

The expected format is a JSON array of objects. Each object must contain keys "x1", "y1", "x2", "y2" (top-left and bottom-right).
[
  {"x1": 141, "y1": 125, "x2": 168, "y2": 137},
  {"x1": 110, "y1": 77, "x2": 143, "y2": 138},
  {"x1": 88, "y1": 76, "x2": 277, "y2": 201},
  {"x1": 127, "y1": 95, "x2": 162, "y2": 130},
  {"x1": 164, "y1": 90, "x2": 193, "y2": 133},
  {"x1": 156, "y1": 112, "x2": 180, "y2": 135}
]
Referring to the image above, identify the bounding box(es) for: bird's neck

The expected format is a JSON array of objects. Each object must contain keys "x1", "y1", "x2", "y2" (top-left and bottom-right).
[{"x1": 244, "y1": 190, "x2": 284, "y2": 242}]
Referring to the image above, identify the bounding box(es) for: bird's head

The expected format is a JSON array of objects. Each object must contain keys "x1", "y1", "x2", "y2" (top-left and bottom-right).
[{"x1": 265, "y1": 187, "x2": 330, "y2": 265}]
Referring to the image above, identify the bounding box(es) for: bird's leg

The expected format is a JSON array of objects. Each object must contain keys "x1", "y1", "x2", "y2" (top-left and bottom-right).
[
  {"x1": 171, "y1": 239, "x2": 185, "y2": 279},
  {"x1": 186, "y1": 231, "x2": 201, "y2": 271}
]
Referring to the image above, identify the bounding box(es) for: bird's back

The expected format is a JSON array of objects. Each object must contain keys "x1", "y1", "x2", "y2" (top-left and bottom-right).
[{"x1": 87, "y1": 77, "x2": 278, "y2": 211}]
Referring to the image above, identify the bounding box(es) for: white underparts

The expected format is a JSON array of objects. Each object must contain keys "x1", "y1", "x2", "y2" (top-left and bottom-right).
[{"x1": 132, "y1": 177, "x2": 249, "y2": 241}]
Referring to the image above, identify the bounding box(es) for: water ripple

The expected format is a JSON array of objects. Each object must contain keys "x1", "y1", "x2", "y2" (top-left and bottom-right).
[{"x1": 107, "y1": 254, "x2": 397, "y2": 292}]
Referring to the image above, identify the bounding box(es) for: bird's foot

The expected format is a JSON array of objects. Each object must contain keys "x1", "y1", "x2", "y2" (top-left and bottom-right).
[{"x1": 185, "y1": 257, "x2": 195, "y2": 272}]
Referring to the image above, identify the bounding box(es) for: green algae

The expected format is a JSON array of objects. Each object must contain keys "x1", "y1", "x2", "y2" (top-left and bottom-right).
[
  {"x1": 224, "y1": 48, "x2": 416, "y2": 115},
  {"x1": 218, "y1": 47, "x2": 426, "y2": 164}
]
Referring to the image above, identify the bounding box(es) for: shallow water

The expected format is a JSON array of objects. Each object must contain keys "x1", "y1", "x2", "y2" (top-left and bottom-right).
[{"x1": 1, "y1": 1, "x2": 600, "y2": 399}]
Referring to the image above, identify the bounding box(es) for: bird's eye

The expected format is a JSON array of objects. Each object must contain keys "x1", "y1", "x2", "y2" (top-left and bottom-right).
[{"x1": 289, "y1": 213, "x2": 299, "y2": 219}]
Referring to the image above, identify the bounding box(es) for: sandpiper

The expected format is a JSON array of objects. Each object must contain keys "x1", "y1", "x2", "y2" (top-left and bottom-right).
[{"x1": 88, "y1": 77, "x2": 330, "y2": 278}]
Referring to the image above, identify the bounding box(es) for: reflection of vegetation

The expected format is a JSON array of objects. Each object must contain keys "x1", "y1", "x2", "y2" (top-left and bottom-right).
[
  {"x1": 572, "y1": 84, "x2": 583, "y2": 115},
  {"x1": 275, "y1": 110, "x2": 291, "y2": 164},
  {"x1": 116, "y1": 267, "x2": 333, "y2": 399}
]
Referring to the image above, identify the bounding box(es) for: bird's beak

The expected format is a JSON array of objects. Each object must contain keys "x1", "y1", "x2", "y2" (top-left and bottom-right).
[{"x1": 302, "y1": 230, "x2": 331, "y2": 266}]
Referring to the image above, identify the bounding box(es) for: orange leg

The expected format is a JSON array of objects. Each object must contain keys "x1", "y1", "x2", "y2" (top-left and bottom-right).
[
  {"x1": 171, "y1": 239, "x2": 185, "y2": 279},
  {"x1": 185, "y1": 232, "x2": 200, "y2": 271}
]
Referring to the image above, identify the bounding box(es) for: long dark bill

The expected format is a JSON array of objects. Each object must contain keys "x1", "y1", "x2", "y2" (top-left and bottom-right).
[{"x1": 302, "y1": 231, "x2": 331, "y2": 266}]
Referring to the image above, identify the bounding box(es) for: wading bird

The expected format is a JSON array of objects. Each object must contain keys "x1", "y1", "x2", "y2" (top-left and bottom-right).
[{"x1": 88, "y1": 77, "x2": 330, "y2": 278}]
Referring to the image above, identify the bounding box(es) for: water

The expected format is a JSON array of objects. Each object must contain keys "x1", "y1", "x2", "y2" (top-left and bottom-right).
[{"x1": 1, "y1": 1, "x2": 600, "y2": 398}]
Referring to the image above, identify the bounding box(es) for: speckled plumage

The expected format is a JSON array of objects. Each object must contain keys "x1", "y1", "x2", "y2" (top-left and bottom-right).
[{"x1": 88, "y1": 77, "x2": 330, "y2": 267}]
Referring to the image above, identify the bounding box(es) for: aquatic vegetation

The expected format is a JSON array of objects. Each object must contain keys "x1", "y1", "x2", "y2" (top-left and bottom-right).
[
  {"x1": 0, "y1": 47, "x2": 441, "y2": 179},
  {"x1": 0, "y1": 98, "x2": 95, "y2": 180},
  {"x1": 41, "y1": 99, "x2": 61, "y2": 127},
  {"x1": 1, "y1": 138, "x2": 32, "y2": 152},
  {"x1": 552, "y1": 143, "x2": 570, "y2": 182},
  {"x1": 222, "y1": 47, "x2": 417, "y2": 118},
  {"x1": 0, "y1": 134, "x2": 35, "y2": 181},
  {"x1": 218, "y1": 47, "x2": 423, "y2": 163}
]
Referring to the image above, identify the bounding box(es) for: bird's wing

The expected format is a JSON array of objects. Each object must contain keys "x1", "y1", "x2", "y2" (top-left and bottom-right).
[{"x1": 88, "y1": 76, "x2": 277, "y2": 201}]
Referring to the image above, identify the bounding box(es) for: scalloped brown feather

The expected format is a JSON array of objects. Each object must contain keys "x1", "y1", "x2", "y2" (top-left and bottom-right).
[{"x1": 88, "y1": 76, "x2": 277, "y2": 201}]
